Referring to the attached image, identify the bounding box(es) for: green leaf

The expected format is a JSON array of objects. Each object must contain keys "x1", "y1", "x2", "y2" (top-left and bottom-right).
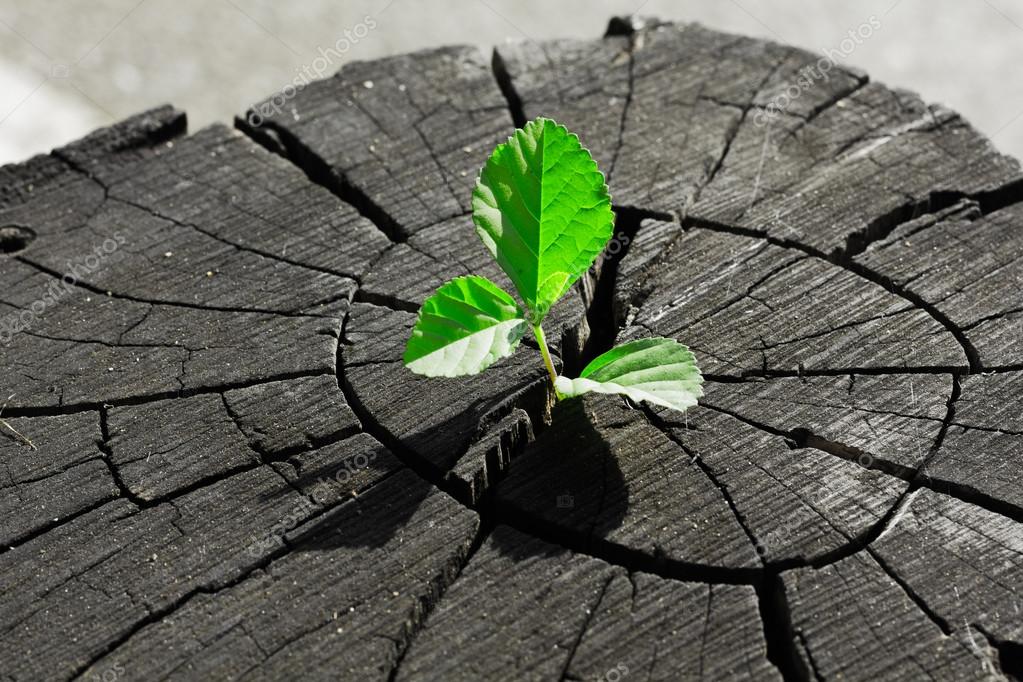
[
  {"x1": 472, "y1": 117, "x2": 614, "y2": 322},
  {"x1": 554, "y1": 338, "x2": 704, "y2": 412},
  {"x1": 404, "y1": 276, "x2": 528, "y2": 377}
]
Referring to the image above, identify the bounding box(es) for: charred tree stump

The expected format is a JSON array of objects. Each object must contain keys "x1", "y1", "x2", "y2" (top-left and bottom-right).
[{"x1": 2, "y1": 17, "x2": 1022, "y2": 681}]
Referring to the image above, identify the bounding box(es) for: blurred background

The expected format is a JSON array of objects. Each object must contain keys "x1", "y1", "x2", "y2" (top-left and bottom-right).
[{"x1": 1, "y1": 0, "x2": 1022, "y2": 164}]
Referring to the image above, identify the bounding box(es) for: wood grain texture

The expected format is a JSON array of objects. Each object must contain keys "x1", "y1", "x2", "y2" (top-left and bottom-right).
[
  {"x1": 925, "y1": 371, "x2": 1023, "y2": 516},
  {"x1": 702, "y1": 373, "x2": 950, "y2": 474},
  {"x1": 615, "y1": 221, "x2": 967, "y2": 375},
  {"x1": 786, "y1": 488, "x2": 1023, "y2": 679},
  {"x1": 240, "y1": 46, "x2": 513, "y2": 239},
  {"x1": 0, "y1": 413, "x2": 116, "y2": 546},
  {"x1": 1, "y1": 16, "x2": 1021, "y2": 681},
  {"x1": 397, "y1": 525, "x2": 777, "y2": 681},
  {"x1": 74, "y1": 469, "x2": 478, "y2": 682},
  {"x1": 855, "y1": 200, "x2": 1023, "y2": 369}
]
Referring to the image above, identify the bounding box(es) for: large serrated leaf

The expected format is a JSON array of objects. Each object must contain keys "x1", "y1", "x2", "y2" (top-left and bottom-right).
[
  {"x1": 554, "y1": 338, "x2": 704, "y2": 412},
  {"x1": 472, "y1": 117, "x2": 614, "y2": 322},
  {"x1": 404, "y1": 276, "x2": 528, "y2": 377}
]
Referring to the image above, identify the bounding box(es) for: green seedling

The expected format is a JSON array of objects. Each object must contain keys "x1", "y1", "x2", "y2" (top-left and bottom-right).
[{"x1": 403, "y1": 117, "x2": 703, "y2": 413}]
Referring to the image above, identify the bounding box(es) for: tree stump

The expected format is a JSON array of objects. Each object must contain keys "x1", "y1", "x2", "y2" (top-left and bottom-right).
[{"x1": 2, "y1": 17, "x2": 1022, "y2": 681}]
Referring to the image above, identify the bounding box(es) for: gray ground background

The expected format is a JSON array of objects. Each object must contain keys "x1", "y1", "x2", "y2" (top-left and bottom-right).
[{"x1": 1, "y1": 0, "x2": 1021, "y2": 164}]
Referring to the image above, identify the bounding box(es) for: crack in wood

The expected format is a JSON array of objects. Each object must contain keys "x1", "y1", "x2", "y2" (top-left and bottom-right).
[
  {"x1": 2, "y1": 369, "x2": 334, "y2": 418},
  {"x1": 13, "y1": 254, "x2": 333, "y2": 318},
  {"x1": 236, "y1": 116, "x2": 409, "y2": 243},
  {"x1": 683, "y1": 213, "x2": 982, "y2": 372},
  {"x1": 756, "y1": 572, "x2": 812, "y2": 682}
]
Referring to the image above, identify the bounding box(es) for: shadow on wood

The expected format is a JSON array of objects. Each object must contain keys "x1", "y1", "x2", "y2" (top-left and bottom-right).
[{"x1": 493, "y1": 397, "x2": 630, "y2": 557}]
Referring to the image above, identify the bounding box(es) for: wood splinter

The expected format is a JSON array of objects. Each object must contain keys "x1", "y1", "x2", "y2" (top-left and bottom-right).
[{"x1": 0, "y1": 395, "x2": 36, "y2": 450}]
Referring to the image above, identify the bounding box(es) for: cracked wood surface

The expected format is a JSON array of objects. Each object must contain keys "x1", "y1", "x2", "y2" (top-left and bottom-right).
[{"x1": 1, "y1": 16, "x2": 1022, "y2": 682}]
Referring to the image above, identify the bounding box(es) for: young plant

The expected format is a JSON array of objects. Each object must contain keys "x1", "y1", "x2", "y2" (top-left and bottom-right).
[{"x1": 403, "y1": 117, "x2": 703, "y2": 414}]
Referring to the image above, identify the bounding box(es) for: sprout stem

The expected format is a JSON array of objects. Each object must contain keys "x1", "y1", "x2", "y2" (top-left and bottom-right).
[{"x1": 532, "y1": 323, "x2": 562, "y2": 400}]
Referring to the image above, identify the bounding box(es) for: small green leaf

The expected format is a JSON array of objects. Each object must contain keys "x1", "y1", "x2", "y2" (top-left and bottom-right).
[
  {"x1": 554, "y1": 338, "x2": 704, "y2": 412},
  {"x1": 404, "y1": 276, "x2": 528, "y2": 377},
  {"x1": 472, "y1": 117, "x2": 614, "y2": 322}
]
